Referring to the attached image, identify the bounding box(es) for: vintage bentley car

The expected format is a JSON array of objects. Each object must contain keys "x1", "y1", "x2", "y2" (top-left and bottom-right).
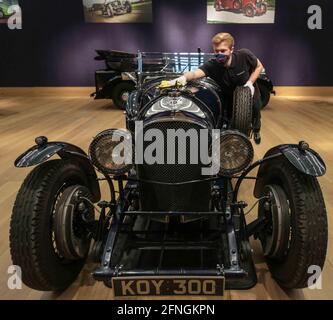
[
  {"x1": 10, "y1": 53, "x2": 327, "y2": 296},
  {"x1": 89, "y1": 0, "x2": 132, "y2": 18},
  {"x1": 214, "y1": 0, "x2": 268, "y2": 17},
  {"x1": 91, "y1": 49, "x2": 275, "y2": 110}
]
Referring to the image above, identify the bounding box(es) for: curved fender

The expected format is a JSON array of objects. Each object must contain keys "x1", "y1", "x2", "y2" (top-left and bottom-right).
[
  {"x1": 98, "y1": 76, "x2": 135, "y2": 99},
  {"x1": 254, "y1": 142, "x2": 326, "y2": 198},
  {"x1": 107, "y1": 75, "x2": 122, "y2": 85},
  {"x1": 257, "y1": 77, "x2": 273, "y2": 93},
  {"x1": 15, "y1": 137, "x2": 101, "y2": 202},
  {"x1": 107, "y1": 75, "x2": 135, "y2": 87}
]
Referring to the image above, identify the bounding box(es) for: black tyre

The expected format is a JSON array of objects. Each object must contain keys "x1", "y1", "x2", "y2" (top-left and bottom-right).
[
  {"x1": 112, "y1": 82, "x2": 136, "y2": 109},
  {"x1": 261, "y1": 3, "x2": 267, "y2": 15},
  {"x1": 233, "y1": 0, "x2": 241, "y2": 10},
  {"x1": 126, "y1": 3, "x2": 132, "y2": 13},
  {"x1": 258, "y1": 83, "x2": 271, "y2": 109},
  {"x1": 232, "y1": 86, "x2": 253, "y2": 136},
  {"x1": 10, "y1": 159, "x2": 93, "y2": 291},
  {"x1": 244, "y1": 5, "x2": 255, "y2": 17},
  {"x1": 257, "y1": 156, "x2": 328, "y2": 289},
  {"x1": 106, "y1": 4, "x2": 114, "y2": 17},
  {"x1": 214, "y1": 1, "x2": 222, "y2": 11}
]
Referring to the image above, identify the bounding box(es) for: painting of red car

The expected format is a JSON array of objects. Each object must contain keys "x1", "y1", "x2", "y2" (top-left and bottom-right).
[{"x1": 214, "y1": 0, "x2": 268, "y2": 17}]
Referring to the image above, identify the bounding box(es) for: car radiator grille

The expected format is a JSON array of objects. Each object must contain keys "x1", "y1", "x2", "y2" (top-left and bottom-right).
[{"x1": 137, "y1": 119, "x2": 212, "y2": 212}]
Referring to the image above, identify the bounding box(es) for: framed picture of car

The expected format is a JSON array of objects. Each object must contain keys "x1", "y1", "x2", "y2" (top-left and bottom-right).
[
  {"x1": 82, "y1": 0, "x2": 153, "y2": 23},
  {"x1": 0, "y1": 0, "x2": 19, "y2": 23},
  {"x1": 207, "y1": 0, "x2": 276, "y2": 24}
]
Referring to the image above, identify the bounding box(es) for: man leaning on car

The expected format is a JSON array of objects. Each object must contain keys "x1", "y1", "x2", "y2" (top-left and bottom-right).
[{"x1": 170, "y1": 32, "x2": 264, "y2": 144}]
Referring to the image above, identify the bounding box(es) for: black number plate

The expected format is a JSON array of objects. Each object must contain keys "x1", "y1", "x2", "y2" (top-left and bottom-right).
[{"x1": 112, "y1": 276, "x2": 225, "y2": 297}]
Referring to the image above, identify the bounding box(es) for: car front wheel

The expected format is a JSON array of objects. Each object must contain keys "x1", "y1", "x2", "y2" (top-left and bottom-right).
[
  {"x1": 233, "y1": 0, "x2": 242, "y2": 10},
  {"x1": 261, "y1": 3, "x2": 267, "y2": 15},
  {"x1": 126, "y1": 3, "x2": 132, "y2": 13},
  {"x1": 106, "y1": 4, "x2": 114, "y2": 17},
  {"x1": 112, "y1": 82, "x2": 136, "y2": 109},
  {"x1": 214, "y1": 1, "x2": 222, "y2": 11},
  {"x1": 9, "y1": 160, "x2": 95, "y2": 291},
  {"x1": 244, "y1": 5, "x2": 255, "y2": 17},
  {"x1": 256, "y1": 156, "x2": 328, "y2": 289}
]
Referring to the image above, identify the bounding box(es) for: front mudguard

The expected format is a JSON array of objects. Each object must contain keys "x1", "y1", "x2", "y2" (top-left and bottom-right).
[
  {"x1": 93, "y1": 73, "x2": 136, "y2": 100},
  {"x1": 92, "y1": 72, "x2": 121, "y2": 100},
  {"x1": 257, "y1": 76, "x2": 274, "y2": 94},
  {"x1": 15, "y1": 138, "x2": 101, "y2": 202},
  {"x1": 254, "y1": 143, "x2": 326, "y2": 198}
]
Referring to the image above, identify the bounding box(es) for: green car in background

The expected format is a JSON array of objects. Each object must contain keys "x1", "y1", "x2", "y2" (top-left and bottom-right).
[{"x1": 0, "y1": 0, "x2": 17, "y2": 19}]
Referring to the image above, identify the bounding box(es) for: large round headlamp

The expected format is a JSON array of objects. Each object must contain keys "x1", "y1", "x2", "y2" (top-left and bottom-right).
[
  {"x1": 219, "y1": 131, "x2": 254, "y2": 176},
  {"x1": 89, "y1": 129, "x2": 132, "y2": 175}
]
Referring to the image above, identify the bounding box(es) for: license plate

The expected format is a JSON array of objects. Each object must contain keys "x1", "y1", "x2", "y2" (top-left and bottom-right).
[{"x1": 112, "y1": 276, "x2": 225, "y2": 297}]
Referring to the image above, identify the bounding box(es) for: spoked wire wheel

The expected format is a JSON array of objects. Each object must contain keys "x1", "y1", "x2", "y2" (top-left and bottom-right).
[{"x1": 258, "y1": 185, "x2": 291, "y2": 260}]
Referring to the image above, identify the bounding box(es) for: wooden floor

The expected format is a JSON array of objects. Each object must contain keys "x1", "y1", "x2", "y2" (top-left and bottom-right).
[{"x1": 0, "y1": 90, "x2": 332, "y2": 300}]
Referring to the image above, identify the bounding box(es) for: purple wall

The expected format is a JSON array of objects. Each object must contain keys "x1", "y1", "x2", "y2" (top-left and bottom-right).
[{"x1": 0, "y1": 0, "x2": 332, "y2": 86}]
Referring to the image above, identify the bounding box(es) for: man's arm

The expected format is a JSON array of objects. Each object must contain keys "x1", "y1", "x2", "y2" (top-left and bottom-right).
[
  {"x1": 249, "y1": 59, "x2": 264, "y2": 84},
  {"x1": 244, "y1": 58, "x2": 264, "y2": 96},
  {"x1": 166, "y1": 68, "x2": 206, "y2": 87},
  {"x1": 183, "y1": 69, "x2": 206, "y2": 82}
]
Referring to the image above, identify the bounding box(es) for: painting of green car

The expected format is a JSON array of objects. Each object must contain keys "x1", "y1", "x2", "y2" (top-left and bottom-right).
[{"x1": 0, "y1": 0, "x2": 18, "y2": 19}]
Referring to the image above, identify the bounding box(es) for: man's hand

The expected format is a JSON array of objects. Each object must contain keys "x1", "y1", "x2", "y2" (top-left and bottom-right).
[
  {"x1": 159, "y1": 68, "x2": 206, "y2": 89},
  {"x1": 170, "y1": 75, "x2": 187, "y2": 86},
  {"x1": 159, "y1": 76, "x2": 187, "y2": 89},
  {"x1": 244, "y1": 80, "x2": 255, "y2": 97}
]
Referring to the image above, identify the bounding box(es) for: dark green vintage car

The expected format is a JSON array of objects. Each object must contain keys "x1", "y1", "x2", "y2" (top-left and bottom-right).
[
  {"x1": 0, "y1": 0, "x2": 17, "y2": 19},
  {"x1": 10, "y1": 53, "x2": 327, "y2": 295}
]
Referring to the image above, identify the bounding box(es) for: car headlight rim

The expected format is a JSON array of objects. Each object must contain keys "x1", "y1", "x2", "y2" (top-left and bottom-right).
[
  {"x1": 219, "y1": 130, "x2": 254, "y2": 176},
  {"x1": 89, "y1": 128, "x2": 133, "y2": 175}
]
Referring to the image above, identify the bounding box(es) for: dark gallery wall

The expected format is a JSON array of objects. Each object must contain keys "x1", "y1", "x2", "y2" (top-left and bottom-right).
[{"x1": 0, "y1": 0, "x2": 332, "y2": 86}]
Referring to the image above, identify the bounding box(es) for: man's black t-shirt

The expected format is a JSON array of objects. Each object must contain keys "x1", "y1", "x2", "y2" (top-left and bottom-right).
[{"x1": 199, "y1": 48, "x2": 258, "y2": 96}]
